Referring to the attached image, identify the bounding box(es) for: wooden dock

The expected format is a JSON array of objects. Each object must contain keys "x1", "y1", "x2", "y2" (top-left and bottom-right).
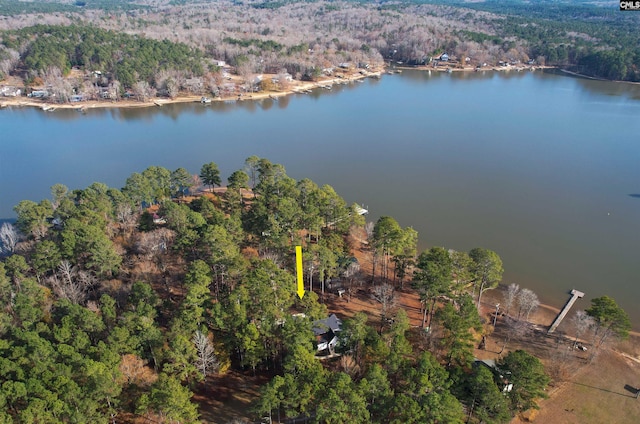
[{"x1": 548, "y1": 289, "x2": 585, "y2": 334}]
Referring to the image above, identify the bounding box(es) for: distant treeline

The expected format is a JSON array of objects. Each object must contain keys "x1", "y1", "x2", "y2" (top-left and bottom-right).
[
  {"x1": 419, "y1": 0, "x2": 640, "y2": 82},
  {"x1": 1, "y1": 0, "x2": 638, "y2": 84},
  {"x1": 0, "y1": 0, "x2": 146, "y2": 16}
]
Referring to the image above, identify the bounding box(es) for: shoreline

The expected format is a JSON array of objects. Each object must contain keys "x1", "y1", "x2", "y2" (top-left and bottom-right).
[
  {"x1": 0, "y1": 70, "x2": 383, "y2": 111},
  {"x1": 481, "y1": 284, "x2": 640, "y2": 339},
  {"x1": 3, "y1": 64, "x2": 636, "y2": 112},
  {"x1": 396, "y1": 63, "x2": 558, "y2": 73},
  {"x1": 0, "y1": 65, "x2": 563, "y2": 111},
  {"x1": 558, "y1": 68, "x2": 640, "y2": 85}
]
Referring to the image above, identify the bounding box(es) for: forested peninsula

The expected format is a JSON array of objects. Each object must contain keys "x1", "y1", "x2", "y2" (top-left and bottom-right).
[
  {"x1": 0, "y1": 0, "x2": 638, "y2": 108},
  {"x1": 0, "y1": 157, "x2": 631, "y2": 423}
]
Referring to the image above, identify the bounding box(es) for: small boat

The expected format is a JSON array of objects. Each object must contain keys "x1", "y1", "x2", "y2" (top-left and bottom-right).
[
  {"x1": 446, "y1": 68, "x2": 452, "y2": 74},
  {"x1": 200, "y1": 96, "x2": 211, "y2": 104}
]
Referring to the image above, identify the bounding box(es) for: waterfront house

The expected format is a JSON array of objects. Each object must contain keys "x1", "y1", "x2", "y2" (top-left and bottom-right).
[
  {"x1": 313, "y1": 314, "x2": 342, "y2": 355},
  {"x1": 100, "y1": 88, "x2": 112, "y2": 99},
  {"x1": 271, "y1": 73, "x2": 293, "y2": 83},
  {"x1": 322, "y1": 67, "x2": 334, "y2": 75},
  {"x1": 474, "y1": 359, "x2": 513, "y2": 393},
  {"x1": 1, "y1": 86, "x2": 21, "y2": 97},
  {"x1": 28, "y1": 90, "x2": 48, "y2": 98}
]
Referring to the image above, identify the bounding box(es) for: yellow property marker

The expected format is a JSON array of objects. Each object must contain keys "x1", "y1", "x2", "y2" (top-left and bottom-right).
[{"x1": 296, "y1": 245, "x2": 305, "y2": 299}]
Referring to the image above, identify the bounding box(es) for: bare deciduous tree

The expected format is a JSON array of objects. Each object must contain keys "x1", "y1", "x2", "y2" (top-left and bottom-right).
[
  {"x1": 260, "y1": 249, "x2": 284, "y2": 268},
  {"x1": 516, "y1": 288, "x2": 539, "y2": 321},
  {"x1": 571, "y1": 309, "x2": 594, "y2": 349},
  {"x1": 0, "y1": 48, "x2": 20, "y2": 77},
  {"x1": 119, "y1": 354, "x2": 158, "y2": 387},
  {"x1": 190, "y1": 174, "x2": 202, "y2": 195},
  {"x1": 503, "y1": 283, "x2": 520, "y2": 317},
  {"x1": 206, "y1": 75, "x2": 220, "y2": 97},
  {"x1": 81, "y1": 79, "x2": 99, "y2": 100},
  {"x1": 184, "y1": 76, "x2": 204, "y2": 94},
  {"x1": 116, "y1": 202, "x2": 136, "y2": 235},
  {"x1": 0, "y1": 222, "x2": 19, "y2": 255},
  {"x1": 499, "y1": 316, "x2": 529, "y2": 355},
  {"x1": 371, "y1": 283, "x2": 397, "y2": 328},
  {"x1": 343, "y1": 259, "x2": 361, "y2": 302},
  {"x1": 193, "y1": 330, "x2": 218, "y2": 380},
  {"x1": 166, "y1": 77, "x2": 179, "y2": 99},
  {"x1": 340, "y1": 354, "x2": 360, "y2": 377},
  {"x1": 364, "y1": 221, "x2": 374, "y2": 241},
  {"x1": 109, "y1": 79, "x2": 121, "y2": 101},
  {"x1": 134, "y1": 228, "x2": 174, "y2": 259},
  {"x1": 43, "y1": 66, "x2": 73, "y2": 103},
  {"x1": 547, "y1": 341, "x2": 574, "y2": 381},
  {"x1": 132, "y1": 81, "x2": 155, "y2": 102},
  {"x1": 50, "y1": 260, "x2": 95, "y2": 304}
]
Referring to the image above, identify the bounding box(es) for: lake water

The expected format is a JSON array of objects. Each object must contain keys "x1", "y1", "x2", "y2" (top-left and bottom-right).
[{"x1": 2, "y1": 69, "x2": 640, "y2": 327}]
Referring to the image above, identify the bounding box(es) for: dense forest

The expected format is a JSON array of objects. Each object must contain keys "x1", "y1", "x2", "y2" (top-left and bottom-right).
[
  {"x1": 4, "y1": 25, "x2": 204, "y2": 88},
  {"x1": 428, "y1": 0, "x2": 640, "y2": 81},
  {"x1": 0, "y1": 0, "x2": 145, "y2": 16},
  {"x1": 0, "y1": 157, "x2": 631, "y2": 423},
  {"x1": 2, "y1": 0, "x2": 637, "y2": 100}
]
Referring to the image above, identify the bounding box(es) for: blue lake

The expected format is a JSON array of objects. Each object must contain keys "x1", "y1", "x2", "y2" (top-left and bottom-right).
[{"x1": 2, "y1": 69, "x2": 640, "y2": 326}]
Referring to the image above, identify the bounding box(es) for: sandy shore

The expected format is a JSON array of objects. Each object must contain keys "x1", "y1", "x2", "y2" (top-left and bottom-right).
[
  {"x1": 0, "y1": 65, "x2": 553, "y2": 111},
  {"x1": 3, "y1": 64, "x2": 636, "y2": 111},
  {"x1": 0, "y1": 70, "x2": 383, "y2": 111},
  {"x1": 481, "y1": 284, "x2": 640, "y2": 338},
  {"x1": 396, "y1": 63, "x2": 557, "y2": 73}
]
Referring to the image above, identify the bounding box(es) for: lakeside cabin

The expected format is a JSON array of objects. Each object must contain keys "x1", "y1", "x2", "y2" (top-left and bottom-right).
[
  {"x1": 0, "y1": 86, "x2": 21, "y2": 97},
  {"x1": 28, "y1": 90, "x2": 48, "y2": 98},
  {"x1": 313, "y1": 314, "x2": 342, "y2": 356},
  {"x1": 474, "y1": 359, "x2": 513, "y2": 393}
]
